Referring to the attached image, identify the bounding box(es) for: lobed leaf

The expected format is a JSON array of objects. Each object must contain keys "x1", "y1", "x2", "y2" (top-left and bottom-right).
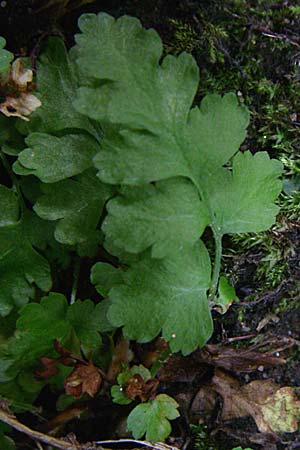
[
  {"x1": 201, "y1": 151, "x2": 283, "y2": 234},
  {"x1": 102, "y1": 178, "x2": 209, "y2": 258},
  {"x1": 91, "y1": 262, "x2": 124, "y2": 297},
  {"x1": 0, "y1": 186, "x2": 51, "y2": 316},
  {"x1": 127, "y1": 393, "x2": 179, "y2": 441},
  {"x1": 107, "y1": 241, "x2": 213, "y2": 355},
  {"x1": 34, "y1": 169, "x2": 113, "y2": 255},
  {"x1": 2, "y1": 294, "x2": 106, "y2": 382},
  {"x1": 73, "y1": 12, "x2": 282, "y2": 355},
  {"x1": 0, "y1": 37, "x2": 13, "y2": 74},
  {"x1": 23, "y1": 37, "x2": 99, "y2": 137},
  {"x1": 14, "y1": 133, "x2": 99, "y2": 183}
]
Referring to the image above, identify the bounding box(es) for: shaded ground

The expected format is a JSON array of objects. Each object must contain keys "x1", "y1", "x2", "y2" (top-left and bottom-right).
[{"x1": 0, "y1": 1, "x2": 300, "y2": 449}]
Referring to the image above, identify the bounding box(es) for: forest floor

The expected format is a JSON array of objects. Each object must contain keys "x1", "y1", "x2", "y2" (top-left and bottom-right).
[{"x1": 1, "y1": 1, "x2": 300, "y2": 449}]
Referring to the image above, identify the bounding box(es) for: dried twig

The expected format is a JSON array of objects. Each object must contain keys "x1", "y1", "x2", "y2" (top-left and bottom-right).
[
  {"x1": 0, "y1": 406, "x2": 178, "y2": 450},
  {"x1": 0, "y1": 408, "x2": 82, "y2": 449},
  {"x1": 224, "y1": 7, "x2": 300, "y2": 48},
  {"x1": 261, "y1": 30, "x2": 300, "y2": 47},
  {"x1": 96, "y1": 439, "x2": 178, "y2": 450}
]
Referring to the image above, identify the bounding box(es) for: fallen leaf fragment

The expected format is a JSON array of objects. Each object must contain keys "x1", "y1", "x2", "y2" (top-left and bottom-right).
[
  {"x1": 11, "y1": 58, "x2": 33, "y2": 88},
  {"x1": 0, "y1": 93, "x2": 41, "y2": 121},
  {"x1": 262, "y1": 386, "x2": 300, "y2": 433},
  {"x1": 210, "y1": 369, "x2": 300, "y2": 434},
  {"x1": 64, "y1": 360, "x2": 102, "y2": 398},
  {"x1": 190, "y1": 385, "x2": 217, "y2": 418},
  {"x1": 0, "y1": 58, "x2": 41, "y2": 121}
]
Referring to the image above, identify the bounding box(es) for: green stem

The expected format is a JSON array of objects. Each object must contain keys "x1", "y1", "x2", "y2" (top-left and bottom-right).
[
  {"x1": 189, "y1": 175, "x2": 223, "y2": 302},
  {"x1": 0, "y1": 151, "x2": 25, "y2": 212},
  {"x1": 150, "y1": 347, "x2": 171, "y2": 377},
  {"x1": 209, "y1": 228, "x2": 222, "y2": 301},
  {"x1": 70, "y1": 258, "x2": 80, "y2": 304}
]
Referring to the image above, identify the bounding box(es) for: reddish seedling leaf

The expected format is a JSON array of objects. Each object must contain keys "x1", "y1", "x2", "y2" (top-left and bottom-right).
[
  {"x1": 35, "y1": 357, "x2": 60, "y2": 380},
  {"x1": 54, "y1": 339, "x2": 73, "y2": 357},
  {"x1": 125, "y1": 374, "x2": 159, "y2": 402},
  {"x1": 35, "y1": 340, "x2": 86, "y2": 380},
  {"x1": 64, "y1": 360, "x2": 102, "y2": 398}
]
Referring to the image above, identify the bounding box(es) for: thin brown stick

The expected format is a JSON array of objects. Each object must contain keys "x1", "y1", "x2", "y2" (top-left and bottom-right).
[
  {"x1": 96, "y1": 439, "x2": 178, "y2": 450},
  {"x1": 0, "y1": 408, "x2": 79, "y2": 449},
  {"x1": 223, "y1": 333, "x2": 256, "y2": 343},
  {"x1": 261, "y1": 30, "x2": 300, "y2": 47},
  {"x1": 0, "y1": 406, "x2": 177, "y2": 450}
]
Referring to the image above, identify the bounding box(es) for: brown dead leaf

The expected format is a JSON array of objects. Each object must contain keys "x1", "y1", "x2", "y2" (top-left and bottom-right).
[
  {"x1": 216, "y1": 426, "x2": 279, "y2": 448},
  {"x1": 125, "y1": 374, "x2": 159, "y2": 402},
  {"x1": 196, "y1": 343, "x2": 286, "y2": 373},
  {"x1": 158, "y1": 342, "x2": 285, "y2": 385},
  {"x1": 191, "y1": 385, "x2": 217, "y2": 418},
  {"x1": 158, "y1": 353, "x2": 208, "y2": 383},
  {"x1": 210, "y1": 369, "x2": 300, "y2": 434},
  {"x1": 64, "y1": 360, "x2": 102, "y2": 398}
]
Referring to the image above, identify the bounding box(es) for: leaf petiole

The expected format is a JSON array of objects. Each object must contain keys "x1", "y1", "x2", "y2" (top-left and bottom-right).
[
  {"x1": 0, "y1": 150, "x2": 25, "y2": 213},
  {"x1": 209, "y1": 228, "x2": 223, "y2": 302},
  {"x1": 70, "y1": 257, "x2": 80, "y2": 304}
]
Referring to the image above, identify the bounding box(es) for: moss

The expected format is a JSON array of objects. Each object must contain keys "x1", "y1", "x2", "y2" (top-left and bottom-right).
[
  {"x1": 228, "y1": 188, "x2": 300, "y2": 290},
  {"x1": 191, "y1": 424, "x2": 219, "y2": 450},
  {"x1": 274, "y1": 296, "x2": 299, "y2": 314}
]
